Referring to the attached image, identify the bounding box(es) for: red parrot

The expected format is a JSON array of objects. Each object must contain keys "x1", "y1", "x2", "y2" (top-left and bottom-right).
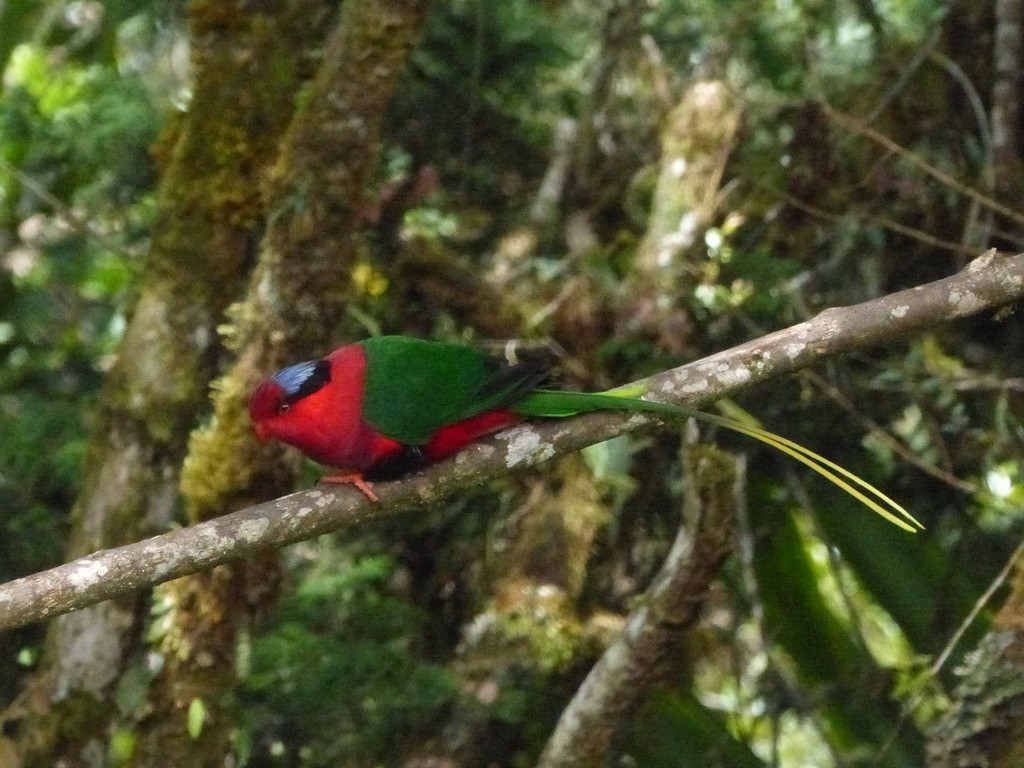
[{"x1": 248, "y1": 335, "x2": 921, "y2": 531}]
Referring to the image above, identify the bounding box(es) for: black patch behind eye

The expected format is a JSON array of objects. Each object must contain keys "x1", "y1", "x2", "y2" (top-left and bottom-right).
[{"x1": 273, "y1": 358, "x2": 331, "y2": 406}]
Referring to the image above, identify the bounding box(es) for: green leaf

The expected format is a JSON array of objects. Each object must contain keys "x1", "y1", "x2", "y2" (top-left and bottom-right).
[
  {"x1": 629, "y1": 691, "x2": 764, "y2": 768},
  {"x1": 109, "y1": 729, "x2": 137, "y2": 764},
  {"x1": 187, "y1": 698, "x2": 206, "y2": 740}
]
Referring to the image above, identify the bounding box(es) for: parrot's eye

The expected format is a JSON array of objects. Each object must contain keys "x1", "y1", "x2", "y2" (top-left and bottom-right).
[{"x1": 278, "y1": 402, "x2": 290, "y2": 414}]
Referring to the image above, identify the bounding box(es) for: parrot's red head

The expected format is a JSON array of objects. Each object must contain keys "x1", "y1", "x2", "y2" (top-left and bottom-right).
[{"x1": 248, "y1": 358, "x2": 331, "y2": 443}]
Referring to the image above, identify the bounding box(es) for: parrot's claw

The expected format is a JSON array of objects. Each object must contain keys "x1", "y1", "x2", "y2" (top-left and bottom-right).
[{"x1": 320, "y1": 472, "x2": 379, "y2": 502}]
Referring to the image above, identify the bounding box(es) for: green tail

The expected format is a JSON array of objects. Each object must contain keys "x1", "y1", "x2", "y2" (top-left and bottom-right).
[{"x1": 514, "y1": 388, "x2": 924, "y2": 533}]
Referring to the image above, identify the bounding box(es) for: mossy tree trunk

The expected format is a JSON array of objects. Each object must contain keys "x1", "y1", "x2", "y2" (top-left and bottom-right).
[
  {"x1": 623, "y1": 79, "x2": 740, "y2": 355},
  {"x1": 927, "y1": 561, "x2": 1024, "y2": 767},
  {"x1": 128, "y1": 2, "x2": 434, "y2": 766},
  {"x1": 4, "y1": 2, "x2": 332, "y2": 765}
]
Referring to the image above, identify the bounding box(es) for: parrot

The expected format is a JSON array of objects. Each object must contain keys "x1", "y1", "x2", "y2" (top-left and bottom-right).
[{"x1": 248, "y1": 335, "x2": 922, "y2": 532}]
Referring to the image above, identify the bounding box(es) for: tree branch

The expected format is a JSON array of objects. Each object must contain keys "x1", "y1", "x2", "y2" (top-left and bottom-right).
[
  {"x1": 536, "y1": 429, "x2": 741, "y2": 768},
  {"x1": 0, "y1": 249, "x2": 1022, "y2": 632}
]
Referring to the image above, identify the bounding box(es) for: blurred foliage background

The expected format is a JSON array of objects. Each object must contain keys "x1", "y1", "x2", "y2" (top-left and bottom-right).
[{"x1": 1, "y1": 0, "x2": 1023, "y2": 766}]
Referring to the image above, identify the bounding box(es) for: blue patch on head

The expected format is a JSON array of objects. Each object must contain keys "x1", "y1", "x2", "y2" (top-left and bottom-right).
[
  {"x1": 273, "y1": 361, "x2": 318, "y2": 395},
  {"x1": 272, "y1": 358, "x2": 331, "y2": 404}
]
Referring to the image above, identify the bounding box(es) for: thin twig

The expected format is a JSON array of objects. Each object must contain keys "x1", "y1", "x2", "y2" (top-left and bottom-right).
[
  {"x1": 803, "y1": 368, "x2": 979, "y2": 495},
  {"x1": 931, "y1": 536, "x2": 1024, "y2": 679},
  {"x1": 864, "y1": 26, "x2": 942, "y2": 124},
  {"x1": 824, "y1": 106, "x2": 1024, "y2": 230},
  {"x1": 0, "y1": 155, "x2": 134, "y2": 258},
  {"x1": 783, "y1": 192, "x2": 978, "y2": 257},
  {"x1": 930, "y1": 51, "x2": 995, "y2": 247}
]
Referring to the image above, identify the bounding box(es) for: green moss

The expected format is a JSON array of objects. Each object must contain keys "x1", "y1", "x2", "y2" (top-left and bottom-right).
[
  {"x1": 180, "y1": 381, "x2": 261, "y2": 523},
  {"x1": 495, "y1": 602, "x2": 587, "y2": 674},
  {"x1": 242, "y1": 550, "x2": 458, "y2": 765},
  {"x1": 109, "y1": 729, "x2": 138, "y2": 764},
  {"x1": 23, "y1": 692, "x2": 111, "y2": 768},
  {"x1": 933, "y1": 630, "x2": 1024, "y2": 756}
]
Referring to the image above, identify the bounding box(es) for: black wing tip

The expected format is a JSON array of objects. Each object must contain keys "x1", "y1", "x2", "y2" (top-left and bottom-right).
[
  {"x1": 365, "y1": 445, "x2": 428, "y2": 481},
  {"x1": 476, "y1": 355, "x2": 551, "y2": 402}
]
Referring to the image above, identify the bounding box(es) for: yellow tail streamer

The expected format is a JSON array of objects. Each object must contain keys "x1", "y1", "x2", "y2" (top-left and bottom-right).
[{"x1": 518, "y1": 386, "x2": 924, "y2": 532}]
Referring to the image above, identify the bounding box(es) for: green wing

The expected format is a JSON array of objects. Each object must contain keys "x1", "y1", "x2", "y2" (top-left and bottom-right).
[{"x1": 359, "y1": 336, "x2": 547, "y2": 445}]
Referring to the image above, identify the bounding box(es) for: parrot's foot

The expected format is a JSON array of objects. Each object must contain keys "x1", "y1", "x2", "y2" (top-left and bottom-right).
[{"x1": 320, "y1": 472, "x2": 379, "y2": 502}]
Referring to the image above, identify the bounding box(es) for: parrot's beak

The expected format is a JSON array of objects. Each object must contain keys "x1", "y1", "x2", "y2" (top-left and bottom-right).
[{"x1": 254, "y1": 422, "x2": 271, "y2": 442}]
